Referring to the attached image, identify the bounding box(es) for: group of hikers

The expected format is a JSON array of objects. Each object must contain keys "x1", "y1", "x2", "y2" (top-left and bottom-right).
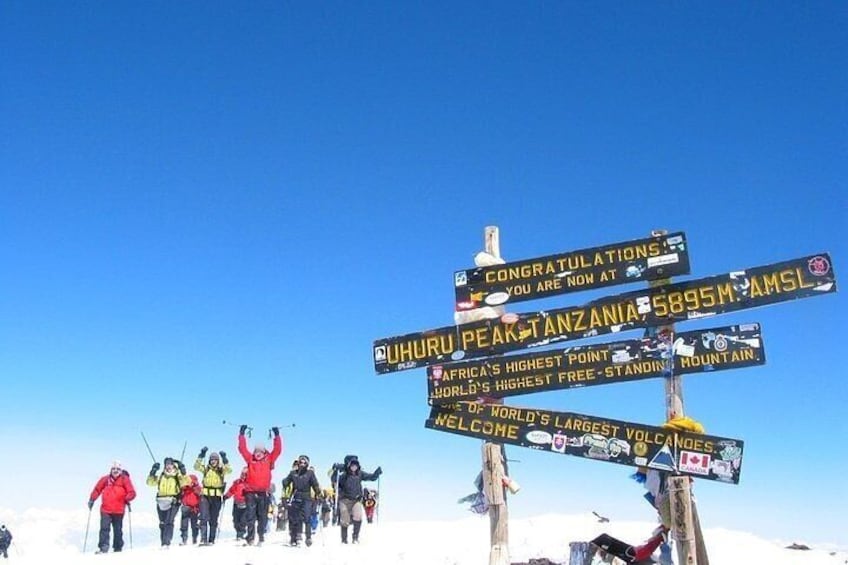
[{"x1": 84, "y1": 426, "x2": 382, "y2": 554}]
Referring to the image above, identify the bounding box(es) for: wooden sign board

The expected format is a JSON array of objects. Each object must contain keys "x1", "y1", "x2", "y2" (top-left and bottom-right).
[
  {"x1": 427, "y1": 323, "x2": 764, "y2": 403},
  {"x1": 374, "y1": 253, "x2": 834, "y2": 374},
  {"x1": 455, "y1": 232, "x2": 690, "y2": 311},
  {"x1": 426, "y1": 402, "x2": 744, "y2": 484}
]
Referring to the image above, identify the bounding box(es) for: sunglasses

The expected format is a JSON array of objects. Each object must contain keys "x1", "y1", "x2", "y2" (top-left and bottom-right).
[{"x1": 111, "y1": 467, "x2": 122, "y2": 472}]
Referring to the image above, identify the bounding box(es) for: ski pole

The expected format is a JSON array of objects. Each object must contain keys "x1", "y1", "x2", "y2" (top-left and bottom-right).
[
  {"x1": 83, "y1": 506, "x2": 93, "y2": 553},
  {"x1": 179, "y1": 440, "x2": 187, "y2": 463},
  {"x1": 127, "y1": 502, "x2": 133, "y2": 549},
  {"x1": 141, "y1": 432, "x2": 158, "y2": 463},
  {"x1": 222, "y1": 420, "x2": 252, "y2": 438},
  {"x1": 266, "y1": 423, "x2": 296, "y2": 439},
  {"x1": 215, "y1": 497, "x2": 226, "y2": 543}
]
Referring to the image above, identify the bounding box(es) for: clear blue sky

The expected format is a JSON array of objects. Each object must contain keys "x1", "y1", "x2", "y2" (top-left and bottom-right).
[{"x1": 1, "y1": 1, "x2": 845, "y2": 546}]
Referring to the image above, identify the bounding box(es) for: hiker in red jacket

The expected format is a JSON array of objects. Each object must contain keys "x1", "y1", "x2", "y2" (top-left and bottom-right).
[
  {"x1": 224, "y1": 468, "x2": 249, "y2": 540},
  {"x1": 237, "y1": 425, "x2": 283, "y2": 546},
  {"x1": 179, "y1": 475, "x2": 202, "y2": 545},
  {"x1": 88, "y1": 460, "x2": 137, "y2": 554}
]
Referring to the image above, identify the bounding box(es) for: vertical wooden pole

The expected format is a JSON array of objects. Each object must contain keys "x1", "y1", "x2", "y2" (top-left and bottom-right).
[
  {"x1": 649, "y1": 229, "x2": 706, "y2": 565},
  {"x1": 481, "y1": 226, "x2": 510, "y2": 565}
]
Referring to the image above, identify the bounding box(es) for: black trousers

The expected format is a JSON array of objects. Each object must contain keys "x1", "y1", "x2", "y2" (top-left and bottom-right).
[
  {"x1": 244, "y1": 491, "x2": 270, "y2": 543},
  {"x1": 199, "y1": 495, "x2": 222, "y2": 543},
  {"x1": 232, "y1": 503, "x2": 247, "y2": 538},
  {"x1": 98, "y1": 512, "x2": 124, "y2": 552},
  {"x1": 157, "y1": 503, "x2": 180, "y2": 546},
  {"x1": 180, "y1": 506, "x2": 199, "y2": 542},
  {"x1": 288, "y1": 498, "x2": 314, "y2": 543}
]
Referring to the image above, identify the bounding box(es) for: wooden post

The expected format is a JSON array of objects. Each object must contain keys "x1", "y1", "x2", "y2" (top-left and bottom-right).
[
  {"x1": 649, "y1": 229, "x2": 706, "y2": 565},
  {"x1": 481, "y1": 226, "x2": 510, "y2": 565}
]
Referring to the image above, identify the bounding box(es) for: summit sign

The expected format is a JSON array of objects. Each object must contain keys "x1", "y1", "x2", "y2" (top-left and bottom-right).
[{"x1": 454, "y1": 232, "x2": 690, "y2": 311}]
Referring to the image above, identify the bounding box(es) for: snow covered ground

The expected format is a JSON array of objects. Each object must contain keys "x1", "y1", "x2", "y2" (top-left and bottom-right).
[{"x1": 0, "y1": 508, "x2": 844, "y2": 564}]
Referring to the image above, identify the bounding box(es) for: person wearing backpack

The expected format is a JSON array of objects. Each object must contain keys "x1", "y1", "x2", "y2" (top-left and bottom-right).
[
  {"x1": 223, "y1": 467, "x2": 249, "y2": 540},
  {"x1": 0, "y1": 524, "x2": 13, "y2": 559},
  {"x1": 194, "y1": 447, "x2": 232, "y2": 545},
  {"x1": 88, "y1": 460, "x2": 137, "y2": 554},
  {"x1": 147, "y1": 457, "x2": 188, "y2": 547},
  {"x1": 280, "y1": 455, "x2": 321, "y2": 547},
  {"x1": 237, "y1": 425, "x2": 283, "y2": 546},
  {"x1": 178, "y1": 474, "x2": 202, "y2": 545},
  {"x1": 333, "y1": 456, "x2": 381, "y2": 544}
]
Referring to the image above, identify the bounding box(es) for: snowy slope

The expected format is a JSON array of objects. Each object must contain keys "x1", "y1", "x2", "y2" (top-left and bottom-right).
[{"x1": 0, "y1": 508, "x2": 845, "y2": 565}]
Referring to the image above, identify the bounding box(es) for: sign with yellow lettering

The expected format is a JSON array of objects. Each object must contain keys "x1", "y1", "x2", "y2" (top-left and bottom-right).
[
  {"x1": 454, "y1": 232, "x2": 690, "y2": 311},
  {"x1": 426, "y1": 402, "x2": 744, "y2": 484},
  {"x1": 374, "y1": 253, "x2": 834, "y2": 374},
  {"x1": 427, "y1": 323, "x2": 764, "y2": 403}
]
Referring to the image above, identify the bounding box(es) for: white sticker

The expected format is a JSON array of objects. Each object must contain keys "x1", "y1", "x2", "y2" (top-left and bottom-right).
[
  {"x1": 525, "y1": 430, "x2": 553, "y2": 445},
  {"x1": 485, "y1": 292, "x2": 510, "y2": 306},
  {"x1": 454, "y1": 271, "x2": 468, "y2": 287},
  {"x1": 647, "y1": 253, "x2": 680, "y2": 268},
  {"x1": 636, "y1": 296, "x2": 652, "y2": 314},
  {"x1": 666, "y1": 235, "x2": 683, "y2": 245},
  {"x1": 674, "y1": 341, "x2": 696, "y2": 358}
]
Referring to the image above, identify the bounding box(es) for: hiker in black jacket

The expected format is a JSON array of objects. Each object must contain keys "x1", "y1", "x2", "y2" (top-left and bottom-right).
[
  {"x1": 0, "y1": 525, "x2": 11, "y2": 559},
  {"x1": 334, "y1": 456, "x2": 381, "y2": 544},
  {"x1": 280, "y1": 455, "x2": 321, "y2": 547}
]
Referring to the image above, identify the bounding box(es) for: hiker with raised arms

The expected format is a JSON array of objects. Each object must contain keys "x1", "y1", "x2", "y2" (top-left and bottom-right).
[{"x1": 237, "y1": 425, "x2": 282, "y2": 546}]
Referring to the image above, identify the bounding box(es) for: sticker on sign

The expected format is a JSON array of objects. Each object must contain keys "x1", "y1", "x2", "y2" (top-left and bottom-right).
[{"x1": 647, "y1": 253, "x2": 680, "y2": 268}]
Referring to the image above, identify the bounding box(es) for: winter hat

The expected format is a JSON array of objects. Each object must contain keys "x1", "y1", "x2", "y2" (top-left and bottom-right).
[
  {"x1": 209, "y1": 452, "x2": 220, "y2": 461},
  {"x1": 164, "y1": 457, "x2": 175, "y2": 466},
  {"x1": 298, "y1": 454, "x2": 310, "y2": 465},
  {"x1": 110, "y1": 460, "x2": 123, "y2": 471},
  {"x1": 253, "y1": 443, "x2": 267, "y2": 454}
]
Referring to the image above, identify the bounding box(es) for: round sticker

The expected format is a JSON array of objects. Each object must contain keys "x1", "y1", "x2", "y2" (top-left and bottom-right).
[
  {"x1": 485, "y1": 292, "x2": 510, "y2": 306},
  {"x1": 450, "y1": 350, "x2": 466, "y2": 361},
  {"x1": 500, "y1": 312, "x2": 519, "y2": 324}
]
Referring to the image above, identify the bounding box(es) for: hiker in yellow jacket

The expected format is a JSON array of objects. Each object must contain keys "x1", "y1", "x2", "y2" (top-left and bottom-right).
[
  {"x1": 147, "y1": 457, "x2": 189, "y2": 547},
  {"x1": 194, "y1": 447, "x2": 232, "y2": 545}
]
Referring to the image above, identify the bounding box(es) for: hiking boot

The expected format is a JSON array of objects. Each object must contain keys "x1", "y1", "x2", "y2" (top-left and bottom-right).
[
  {"x1": 341, "y1": 526, "x2": 348, "y2": 544},
  {"x1": 305, "y1": 537, "x2": 312, "y2": 547}
]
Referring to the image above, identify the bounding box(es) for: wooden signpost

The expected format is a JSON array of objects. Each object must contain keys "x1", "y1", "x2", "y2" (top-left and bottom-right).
[{"x1": 373, "y1": 228, "x2": 837, "y2": 565}]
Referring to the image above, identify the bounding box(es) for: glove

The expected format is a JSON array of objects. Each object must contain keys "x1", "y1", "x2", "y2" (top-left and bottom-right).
[
  {"x1": 375, "y1": 466, "x2": 383, "y2": 477},
  {"x1": 271, "y1": 426, "x2": 280, "y2": 437},
  {"x1": 87, "y1": 500, "x2": 95, "y2": 510},
  {"x1": 199, "y1": 446, "x2": 208, "y2": 458},
  {"x1": 220, "y1": 451, "x2": 228, "y2": 464},
  {"x1": 177, "y1": 461, "x2": 187, "y2": 475},
  {"x1": 239, "y1": 425, "x2": 248, "y2": 435},
  {"x1": 150, "y1": 462, "x2": 160, "y2": 476}
]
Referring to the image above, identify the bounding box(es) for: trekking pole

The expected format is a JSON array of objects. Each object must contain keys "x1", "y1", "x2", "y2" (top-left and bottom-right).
[
  {"x1": 141, "y1": 431, "x2": 158, "y2": 463},
  {"x1": 83, "y1": 505, "x2": 93, "y2": 553},
  {"x1": 216, "y1": 497, "x2": 226, "y2": 543},
  {"x1": 222, "y1": 420, "x2": 253, "y2": 438},
  {"x1": 128, "y1": 502, "x2": 133, "y2": 549},
  {"x1": 266, "y1": 423, "x2": 296, "y2": 439},
  {"x1": 179, "y1": 440, "x2": 187, "y2": 462}
]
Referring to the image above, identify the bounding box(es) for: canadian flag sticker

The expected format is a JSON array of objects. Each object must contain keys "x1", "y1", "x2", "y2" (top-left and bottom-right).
[{"x1": 679, "y1": 451, "x2": 712, "y2": 475}]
